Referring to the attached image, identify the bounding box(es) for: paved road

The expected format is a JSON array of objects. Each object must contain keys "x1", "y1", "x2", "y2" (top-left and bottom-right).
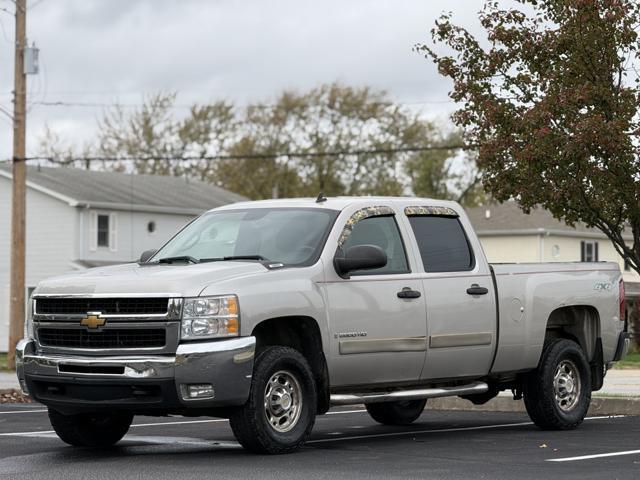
[{"x1": 0, "y1": 404, "x2": 638, "y2": 479}]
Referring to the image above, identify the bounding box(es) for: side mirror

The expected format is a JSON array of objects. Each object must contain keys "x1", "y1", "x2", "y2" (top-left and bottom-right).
[
  {"x1": 139, "y1": 249, "x2": 158, "y2": 263},
  {"x1": 334, "y1": 244, "x2": 387, "y2": 278}
]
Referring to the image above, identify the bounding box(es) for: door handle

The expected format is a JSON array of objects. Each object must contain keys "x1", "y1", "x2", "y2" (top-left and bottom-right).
[
  {"x1": 466, "y1": 284, "x2": 488, "y2": 296},
  {"x1": 397, "y1": 287, "x2": 421, "y2": 299}
]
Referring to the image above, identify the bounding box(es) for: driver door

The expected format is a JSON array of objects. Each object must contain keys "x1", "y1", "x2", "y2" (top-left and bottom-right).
[{"x1": 323, "y1": 207, "x2": 427, "y2": 387}]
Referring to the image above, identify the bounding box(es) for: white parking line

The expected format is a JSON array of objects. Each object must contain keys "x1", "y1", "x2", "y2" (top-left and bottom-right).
[
  {"x1": 308, "y1": 421, "x2": 535, "y2": 443},
  {"x1": 327, "y1": 409, "x2": 367, "y2": 415},
  {"x1": 132, "y1": 419, "x2": 227, "y2": 428},
  {"x1": 123, "y1": 435, "x2": 242, "y2": 449},
  {"x1": 0, "y1": 408, "x2": 366, "y2": 437},
  {"x1": 0, "y1": 419, "x2": 226, "y2": 437},
  {"x1": 0, "y1": 429, "x2": 54, "y2": 437},
  {"x1": 308, "y1": 415, "x2": 624, "y2": 444},
  {"x1": 0, "y1": 409, "x2": 47, "y2": 415},
  {"x1": 547, "y1": 449, "x2": 640, "y2": 462}
]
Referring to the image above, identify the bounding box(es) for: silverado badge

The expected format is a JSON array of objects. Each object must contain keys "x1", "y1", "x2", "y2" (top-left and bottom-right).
[{"x1": 80, "y1": 312, "x2": 106, "y2": 329}]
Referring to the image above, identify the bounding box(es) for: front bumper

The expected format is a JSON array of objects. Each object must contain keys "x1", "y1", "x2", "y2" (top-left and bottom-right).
[{"x1": 16, "y1": 336, "x2": 255, "y2": 412}]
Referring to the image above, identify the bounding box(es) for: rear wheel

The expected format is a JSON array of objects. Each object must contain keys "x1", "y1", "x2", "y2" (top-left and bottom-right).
[
  {"x1": 523, "y1": 338, "x2": 591, "y2": 430},
  {"x1": 229, "y1": 346, "x2": 317, "y2": 454},
  {"x1": 366, "y1": 399, "x2": 427, "y2": 425},
  {"x1": 48, "y1": 408, "x2": 133, "y2": 447}
]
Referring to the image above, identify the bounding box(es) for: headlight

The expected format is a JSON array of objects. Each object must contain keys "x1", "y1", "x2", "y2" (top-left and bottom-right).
[{"x1": 181, "y1": 295, "x2": 239, "y2": 340}]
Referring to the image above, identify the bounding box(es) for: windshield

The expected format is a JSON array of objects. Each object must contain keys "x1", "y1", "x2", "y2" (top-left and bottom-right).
[{"x1": 152, "y1": 208, "x2": 338, "y2": 266}]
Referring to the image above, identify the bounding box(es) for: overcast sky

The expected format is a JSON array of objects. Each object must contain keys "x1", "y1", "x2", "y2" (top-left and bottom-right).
[{"x1": 0, "y1": 0, "x2": 487, "y2": 160}]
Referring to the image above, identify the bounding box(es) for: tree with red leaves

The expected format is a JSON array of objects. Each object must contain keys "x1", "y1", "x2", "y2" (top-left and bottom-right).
[{"x1": 419, "y1": 0, "x2": 640, "y2": 274}]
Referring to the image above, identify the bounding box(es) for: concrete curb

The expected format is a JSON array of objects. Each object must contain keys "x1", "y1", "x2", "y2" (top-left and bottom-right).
[{"x1": 427, "y1": 395, "x2": 640, "y2": 416}]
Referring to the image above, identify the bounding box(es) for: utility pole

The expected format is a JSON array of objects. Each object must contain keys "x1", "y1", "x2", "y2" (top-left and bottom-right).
[{"x1": 8, "y1": 0, "x2": 27, "y2": 370}]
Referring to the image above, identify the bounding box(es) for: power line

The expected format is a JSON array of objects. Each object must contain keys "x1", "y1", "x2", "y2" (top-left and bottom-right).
[
  {"x1": 0, "y1": 90, "x2": 457, "y2": 104},
  {"x1": 1, "y1": 144, "x2": 472, "y2": 164},
  {"x1": 27, "y1": 98, "x2": 456, "y2": 110}
]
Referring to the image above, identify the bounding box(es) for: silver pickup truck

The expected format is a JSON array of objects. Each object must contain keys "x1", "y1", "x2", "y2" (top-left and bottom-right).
[{"x1": 16, "y1": 196, "x2": 629, "y2": 454}]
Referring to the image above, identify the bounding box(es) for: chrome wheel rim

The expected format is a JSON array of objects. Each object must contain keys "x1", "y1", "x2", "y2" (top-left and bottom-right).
[
  {"x1": 264, "y1": 370, "x2": 303, "y2": 433},
  {"x1": 554, "y1": 359, "x2": 581, "y2": 412}
]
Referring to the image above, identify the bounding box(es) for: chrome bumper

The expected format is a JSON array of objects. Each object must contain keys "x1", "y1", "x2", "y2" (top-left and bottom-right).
[{"x1": 16, "y1": 336, "x2": 255, "y2": 409}]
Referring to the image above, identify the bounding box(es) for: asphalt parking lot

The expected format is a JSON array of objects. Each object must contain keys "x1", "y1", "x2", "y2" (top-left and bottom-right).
[{"x1": 0, "y1": 404, "x2": 638, "y2": 480}]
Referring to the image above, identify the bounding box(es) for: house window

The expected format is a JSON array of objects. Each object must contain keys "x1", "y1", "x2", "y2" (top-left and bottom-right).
[
  {"x1": 97, "y1": 215, "x2": 110, "y2": 247},
  {"x1": 580, "y1": 241, "x2": 598, "y2": 262},
  {"x1": 90, "y1": 211, "x2": 117, "y2": 252}
]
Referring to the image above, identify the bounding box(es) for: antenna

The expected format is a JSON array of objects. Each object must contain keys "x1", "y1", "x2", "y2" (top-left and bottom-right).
[{"x1": 315, "y1": 192, "x2": 327, "y2": 203}]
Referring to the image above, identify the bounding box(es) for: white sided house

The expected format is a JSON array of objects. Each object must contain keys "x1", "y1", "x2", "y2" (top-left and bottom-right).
[{"x1": 0, "y1": 165, "x2": 246, "y2": 351}]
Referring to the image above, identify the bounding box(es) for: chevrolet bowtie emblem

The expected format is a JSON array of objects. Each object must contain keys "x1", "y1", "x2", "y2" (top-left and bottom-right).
[{"x1": 80, "y1": 313, "x2": 106, "y2": 329}]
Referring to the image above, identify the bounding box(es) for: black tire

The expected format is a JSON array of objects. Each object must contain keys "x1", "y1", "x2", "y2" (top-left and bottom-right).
[
  {"x1": 366, "y1": 399, "x2": 427, "y2": 425},
  {"x1": 229, "y1": 346, "x2": 317, "y2": 454},
  {"x1": 523, "y1": 338, "x2": 591, "y2": 430},
  {"x1": 48, "y1": 408, "x2": 133, "y2": 447}
]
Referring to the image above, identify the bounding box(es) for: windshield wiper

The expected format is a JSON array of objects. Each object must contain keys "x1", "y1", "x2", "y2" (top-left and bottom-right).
[
  {"x1": 224, "y1": 255, "x2": 269, "y2": 261},
  {"x1": 157, "y1": 255, "x2": 199, "y2": 264},
  {"x1": 199, "y1": 255, "x2": 269, "y2": 263}
]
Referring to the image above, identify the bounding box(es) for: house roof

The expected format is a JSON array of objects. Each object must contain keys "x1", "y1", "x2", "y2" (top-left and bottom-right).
[
  {"x1": 465, "y1": 201, "x2": 632, "y2": 240},
  {"x1": 0, "y1": 164, "x2": 247, "y2": 215}
]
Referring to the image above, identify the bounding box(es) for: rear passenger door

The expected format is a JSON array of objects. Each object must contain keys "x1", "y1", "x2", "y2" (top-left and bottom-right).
[{"x1": 402, "y1": 206, "x2": 497, "y2": 380}]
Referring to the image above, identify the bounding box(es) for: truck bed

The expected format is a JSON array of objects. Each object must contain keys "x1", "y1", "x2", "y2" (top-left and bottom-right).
[{"x1": 489, "y1": 260, "x2": 621, "y2": 374}]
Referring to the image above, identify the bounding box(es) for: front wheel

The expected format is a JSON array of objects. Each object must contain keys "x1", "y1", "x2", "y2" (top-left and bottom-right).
[
  {"x1": 523, "y1": 338, "x2": 591, "y2": 430},
  {"x1": 366, "y1": 399, "x2": 427, "y2": 425},
  {"x1": 48, "y1": 408, "x2": 133, "y2": 447},
  {"x1": 229, "y1": 346, "x2": 317, "y2": 454}
]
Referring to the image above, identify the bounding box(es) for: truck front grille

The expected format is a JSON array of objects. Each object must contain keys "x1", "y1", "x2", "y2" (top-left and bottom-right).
[
  {"x1": 36, "y1": 298, "x2": 169, "y2": 315},
  {"x1": 37, "y1": 328, "x2": 166, "y2": 349}
]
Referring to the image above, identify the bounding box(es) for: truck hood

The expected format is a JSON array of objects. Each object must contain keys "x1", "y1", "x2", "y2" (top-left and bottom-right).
[{"x1": 35, "y1": 261, "x2": 268, "y2": 297}]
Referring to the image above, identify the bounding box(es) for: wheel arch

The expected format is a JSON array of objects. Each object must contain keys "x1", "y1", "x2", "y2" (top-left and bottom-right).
[
  {"x1": 544, "y1": 305, "x2": 601, "y2": 362},
  {"x1": 251, "y1": 315, "x2": 330, "y2": 414}
]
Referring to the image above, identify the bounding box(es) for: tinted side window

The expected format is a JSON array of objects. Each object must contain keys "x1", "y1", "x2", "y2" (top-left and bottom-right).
[
  {"x1": 343, "y1": 216, "x2": 409, "y2": 275},
  {"x1": 408, "y1": 216, "x2": 474, "y2": 272}
]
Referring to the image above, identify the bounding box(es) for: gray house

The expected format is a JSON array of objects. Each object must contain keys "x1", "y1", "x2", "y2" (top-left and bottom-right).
[{"x1": 0, "y1": 165, "x2": 246, "y2": 351}]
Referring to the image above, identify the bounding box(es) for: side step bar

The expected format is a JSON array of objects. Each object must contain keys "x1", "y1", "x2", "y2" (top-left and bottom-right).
[{"x1": 330, "y1": 381, "x2": 488, "y2": 406}]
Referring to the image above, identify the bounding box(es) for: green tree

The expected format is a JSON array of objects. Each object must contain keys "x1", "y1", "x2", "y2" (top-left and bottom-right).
[
  {"x1": 97, "y1": 93, "x2": 238, "y2": 179},
  {"x1": 39, "y1": 83, "x2": 478, "y2": 202},
  {"x1": 224, "y1": 84, "x2": 416, "y2": 198},
  {"x1": 419, "y1": 0, "x2": 640, "y2": 272}
]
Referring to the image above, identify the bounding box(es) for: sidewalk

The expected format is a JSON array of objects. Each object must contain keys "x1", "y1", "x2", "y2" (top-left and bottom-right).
[
  {"x1": 0, "y1": 371, "x2": 18, "y2": 391},
  {"x1": 597, "y1": 369, "x2": 640, "y2": 396}
]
